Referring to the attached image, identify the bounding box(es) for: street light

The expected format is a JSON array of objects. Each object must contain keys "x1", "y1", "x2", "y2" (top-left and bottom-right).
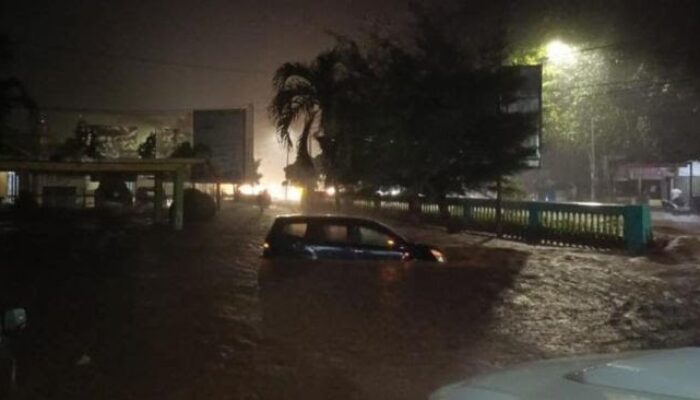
[
  {"x1": 544, "y1": 39, "x2": 599, "y2": 200},
  {"x1": 546, "y1": 40, "x2": 576, "y2": 65}
]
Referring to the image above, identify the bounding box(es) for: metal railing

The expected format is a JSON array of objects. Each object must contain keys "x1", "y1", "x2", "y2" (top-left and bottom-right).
[{"x1": 313, "y1": 196, "x2": 652, "y2": 253}]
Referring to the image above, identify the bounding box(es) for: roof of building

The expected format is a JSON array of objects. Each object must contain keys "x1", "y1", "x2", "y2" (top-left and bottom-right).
[{"x1": 0, "y1": 158, "x2": 204, "y2": 173}]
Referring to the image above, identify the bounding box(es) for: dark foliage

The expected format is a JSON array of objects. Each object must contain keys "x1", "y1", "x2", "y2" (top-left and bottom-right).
[
  {"x1": 12, "y1": 190, "x2": 38, "y2": 211},
  {"x1": 52, "y1": 119, "x2": 104, "y2": 161},
  {"x1": 1, "y1": 35, "x2": 38, "y2": 153},
  {"x1": 94, "y1": 176, "x2": 133, "y2": 208},
  {"x1": 169, "y1": 142, "x2": 211, "y2": 159},
  {"x1": 138, "y1": 133, "x2": 156, "y2": 159},
  {"x1": 270, "y1": 7, "x2": 538, "y2": 200},
  {"x1": 170, "y1": 188, "x2": 216, "y2": 224}
]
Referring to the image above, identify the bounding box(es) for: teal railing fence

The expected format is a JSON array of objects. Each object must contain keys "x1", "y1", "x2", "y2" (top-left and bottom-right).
[{"x1": 312, "y1": 196, "x2": 652, "y2": 253}]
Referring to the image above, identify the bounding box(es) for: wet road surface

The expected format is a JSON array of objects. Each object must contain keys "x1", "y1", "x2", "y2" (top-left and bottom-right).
[{"x1": 0, "y1": 204, "x2": 697, "y2": 399}]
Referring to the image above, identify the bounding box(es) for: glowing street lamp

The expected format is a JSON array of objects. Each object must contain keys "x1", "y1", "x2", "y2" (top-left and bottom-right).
[
  {"x1": 546, "y1": 40, "x2": 576, "y2": 65},
  {"x1": 545, "y1": 39, "x2": 601, "y2": 200}
]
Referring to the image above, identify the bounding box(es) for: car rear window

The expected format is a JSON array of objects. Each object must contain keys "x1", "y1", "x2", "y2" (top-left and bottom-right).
[{"x1": 281, "y1": 222, "x2": 307, "y2": 238}]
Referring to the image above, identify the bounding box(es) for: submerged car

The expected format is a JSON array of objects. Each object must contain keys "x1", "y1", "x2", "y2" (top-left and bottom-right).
[
  {"x1": 262, "y1": 215, "x2": 445, "y2": 262},
  {"x1": 430, "y1": 347, "x2": 700, "y2": 400}
]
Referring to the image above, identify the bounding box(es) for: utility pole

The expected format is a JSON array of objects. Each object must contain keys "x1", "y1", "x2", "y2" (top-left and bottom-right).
[
  {"x1": 690, "y1": 161, "x2": 694, "y2": 211},
  {"x1": 590, "y1": 117, "x2": 597, "y2": 201}
]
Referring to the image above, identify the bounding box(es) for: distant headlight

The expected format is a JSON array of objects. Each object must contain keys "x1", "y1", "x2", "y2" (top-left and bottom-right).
[{"x1": 430, "y1": 249, "x2": 446, "y2": 263}]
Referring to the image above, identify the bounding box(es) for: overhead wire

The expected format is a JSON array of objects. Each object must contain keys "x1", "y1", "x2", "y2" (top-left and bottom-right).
[
  {"x1": 10, "y1": 34, "x2": 700, "y2": 112},
  {"x1": 11, "y1": 40, "x2": 270, "y2": 76}
]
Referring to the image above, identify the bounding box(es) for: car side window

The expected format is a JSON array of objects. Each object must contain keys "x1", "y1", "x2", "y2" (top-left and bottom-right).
[
  {"x1": 281, "y1": 222, "x2": 307, "y2": 238},
  {"x1": 358, "y1": 226, "x2": 397, "y2": 249},
  {"x1": 321, "y1": 224, "x2": 349, "y2": 244}
]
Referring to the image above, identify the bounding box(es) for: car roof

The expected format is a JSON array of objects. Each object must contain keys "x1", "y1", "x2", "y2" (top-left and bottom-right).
[
  {"x1": 274, "y1": 214, "x2": 380, "y2": 224},
  {"x1": 272, "y1": 214, "x2": 407, "y2": 239}
]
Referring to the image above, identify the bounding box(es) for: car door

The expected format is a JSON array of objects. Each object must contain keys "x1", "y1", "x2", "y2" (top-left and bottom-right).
[
  {"x1": 268, "y1": 220, "x2": 310, "y2": 258},
  {"x1": 304, "y1": 221, "x2": 355, "y2": 260},
  {"x1": 350, "y1": 223, "x2": 406, "y2": 261}
]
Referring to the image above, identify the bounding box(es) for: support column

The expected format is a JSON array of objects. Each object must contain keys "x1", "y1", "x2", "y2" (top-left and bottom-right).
[
  {"x1": 216, "y1": 182, "x2": 221, "y2": 211},
  {"x1": 495, "y1": 177, "x2": 503, "y2": 238},
  {"x1": 31, "y1": 172, "x2": 41, "y2": 206},
  {"x1": 527, "y1": 203, "x2": 541, "y2": 244},
  {"x1": 172, "y1": 168, "x2": 185, "y2": 230},
  {"x1": 624, "y1": 204, "x2": 652, "y2": 254},
  {"x1": 154, "y1": 173, "x2": 164, "y2": 223}
]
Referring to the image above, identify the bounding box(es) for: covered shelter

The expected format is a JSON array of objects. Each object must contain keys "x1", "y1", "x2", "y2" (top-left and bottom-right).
[
  {"x1": 0, "y1": 158, "x2": 203, "y2": 230},
  {"x1": 612, "y1": 163, "x2": 679, "y2": 205}
]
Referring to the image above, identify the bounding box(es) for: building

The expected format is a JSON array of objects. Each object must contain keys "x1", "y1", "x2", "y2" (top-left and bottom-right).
[
  {"x1": 1, "y1": 105, "x2": 255, "y2": 207},
  {"x1": 613, "y1": 161, "x2": 699, "y2": 208}
]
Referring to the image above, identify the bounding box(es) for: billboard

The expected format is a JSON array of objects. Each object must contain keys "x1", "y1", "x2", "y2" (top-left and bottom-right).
[
  {"x1": 193, "y1": 106, "x2": 254, "y2": 182},
  {"x1": 42, "y1": 109, "x2": 194, "y2": 160},
  {"x1": 502, "y1": 65, "x2": 542, "y2": 168}
]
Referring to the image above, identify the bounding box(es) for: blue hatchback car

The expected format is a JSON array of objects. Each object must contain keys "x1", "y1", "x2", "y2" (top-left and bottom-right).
[{"x1": 262, "y1": 215, "x2": 445, "y2": 262}]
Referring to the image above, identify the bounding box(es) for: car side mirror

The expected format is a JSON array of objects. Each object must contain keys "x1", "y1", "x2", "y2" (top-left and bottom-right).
[{"x1": 3, "y1": 308, "x2": 27, "y2": 334}]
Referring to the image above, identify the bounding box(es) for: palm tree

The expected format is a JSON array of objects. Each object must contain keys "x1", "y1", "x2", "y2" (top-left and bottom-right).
[{"x1": 269, "y1": 42, "x2": 362, "y2": 198}]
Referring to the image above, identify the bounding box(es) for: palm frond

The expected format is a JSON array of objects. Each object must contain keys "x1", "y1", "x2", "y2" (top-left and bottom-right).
[{"x1": 272, "y1": 62, "x2": 315, "y2": 91}]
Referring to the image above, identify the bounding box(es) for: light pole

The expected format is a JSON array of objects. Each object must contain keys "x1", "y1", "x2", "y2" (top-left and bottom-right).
[{"x1": 590, "y1": 117, "x2": 597, "y2": 201}]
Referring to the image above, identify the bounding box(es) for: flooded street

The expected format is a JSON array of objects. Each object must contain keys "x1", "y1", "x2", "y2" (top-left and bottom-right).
[{"x1": 0, "y1": 204, "x2": 697, "y2": 399}]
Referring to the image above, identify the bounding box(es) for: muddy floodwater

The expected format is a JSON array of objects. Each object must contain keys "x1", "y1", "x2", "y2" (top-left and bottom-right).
[{"x1": 0, "y1": 204, "x2": 697, "y2": 399}]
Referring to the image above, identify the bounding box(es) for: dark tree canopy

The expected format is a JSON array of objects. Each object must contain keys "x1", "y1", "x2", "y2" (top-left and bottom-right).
[
  {"x1": 138, "y1": 133, "x2": 156, "y2": 159},
  {"x1": 1, "y1": 35, "x2": 38, "y2": 156},
  {"x1": 52, "y1": 119, "x2": 104, "y2": 161},
  {"x1": 270, "y1": 6, "x2": 539, "y2": 200}
]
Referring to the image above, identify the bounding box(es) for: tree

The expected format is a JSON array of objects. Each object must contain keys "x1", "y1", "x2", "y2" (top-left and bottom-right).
[
  {"x1": 319, "y1": 5, "x2": 539, "y2": 201},
  {"x1": 271, "y1": 3, "x2": 567, "y2": 205},
  {"x1": 169, "y1": 142, "x2": 211, "y2": 158},
  {"x1": 169, "y1": 141, "x2": 214, "y2": 178},
  {"x1": 269, "y1": 42, "x2": 362, "y2": 198},
  {"x1": 138, "y1": 133, "x2": 156, "y2": 159},
  {"x1": 52, "y1": 119, "x2": 104, "y2": 160},
  {"x1": 614, "y1": 0, "x2": 700, "y2": 163},
  {"x1": 1, "y1": 35, "x2": 38, "y2": 155},
  {"x1": 248, "y1": 159, "x2": 263, "y2": 185},
  {"x1": 0, "y1": 79, "x2": 37, "y2": 134},
  {"x1": 506, "y1": 0, "x2": 700, "y2": 198}
]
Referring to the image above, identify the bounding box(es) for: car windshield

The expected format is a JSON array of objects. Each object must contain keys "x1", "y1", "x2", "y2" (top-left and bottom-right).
[{"x1": 2, "y1": 1, "x2": 698, "y2": 399}]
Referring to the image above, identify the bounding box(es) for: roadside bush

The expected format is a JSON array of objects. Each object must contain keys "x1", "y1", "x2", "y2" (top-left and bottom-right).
[{"x1": 170, "y1": 188, "x2": 216, "y2": 224}]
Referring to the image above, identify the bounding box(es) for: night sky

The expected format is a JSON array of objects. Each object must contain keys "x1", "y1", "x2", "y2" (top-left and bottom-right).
[{"x1": 2, "y1": 0, "x2": 409, "y2": 183}]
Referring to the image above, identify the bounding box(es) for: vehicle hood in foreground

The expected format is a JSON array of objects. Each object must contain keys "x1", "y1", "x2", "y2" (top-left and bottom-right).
[{"x1": 431, "y1": 347, "x2": 700, "y2": 400}]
